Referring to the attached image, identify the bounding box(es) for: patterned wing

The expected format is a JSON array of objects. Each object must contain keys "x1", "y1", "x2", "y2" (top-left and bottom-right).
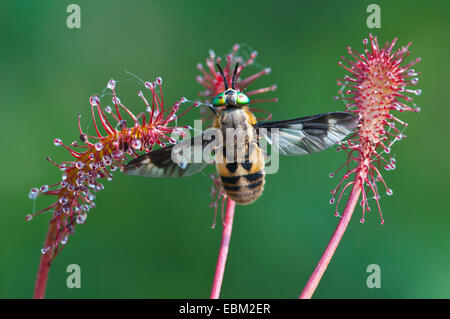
[
  {"x1": 254, "y1": 112, "x2": 358, "y2": 156},
  {"x1": 124, "y1": 132, "x2": 217, "y2": 178}
]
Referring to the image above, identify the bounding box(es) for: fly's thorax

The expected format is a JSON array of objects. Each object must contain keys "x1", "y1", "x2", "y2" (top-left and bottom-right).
[
  {"x1": 216, "y1": 108, "x2": 258, "y2": 164},
  {"x1": 218, "y1": 108, "x2": 252, "y2": 130}
]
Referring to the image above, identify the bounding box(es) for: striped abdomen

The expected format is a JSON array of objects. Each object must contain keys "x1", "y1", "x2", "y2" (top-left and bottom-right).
[{"x1": 217, "y1": 154, "x2": 265, "y2": 205}]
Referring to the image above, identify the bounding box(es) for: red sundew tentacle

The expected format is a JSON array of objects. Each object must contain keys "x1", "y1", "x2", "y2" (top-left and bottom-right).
[
  {"x1": 156, "y1": 78, "x2": 164, "y2": 107},
  {"x1": 105, "y1": 106, "x2": 120, "y2": 123},
  {"x1": 245, "y1": 85, "x2": 277, "y2": 96},
  {"x1": 341, "y1": 59, "x2": 365, "y2": 76},
  {"x1": 152, "y1": 89, "x2": 163, "y2": 116},
  {"x1": 197, "y1": 76, "x2": 215, "y2": 90},
  {"x1": 343, "y1": 137, "x2": 361, "y2": 145},
  {"x1": 334, "y1": 181, "x2": 355, "y2": 217},
  {"x1": 117, "y1": 101, "x2": 138, "y2": 125},
  {"x1": 28, "y1": 203, "x2": 57, "y2": 219},
  {"x1": 346, "y1": 47, "x2": 364, "y2": 64},
  {"x1": 392, "y1": 52, "x2": 410, "y2": 68},
  {"x1": 400, "y1": 57, "x2": 422, "y2": 72},
  {"x1": 238, "y1": 68, "x2": 271, "y2": 89},
  {"x1": 89, "y1": 97, "x2": 104, "y2": 138},
  {"x1": 147, "y1": 83, "x2": 158, "y2": 123},
  {"x1": 370, "y1": 165, "x2": 391, "y2": 194},
  {"x1": 157, "y1": 126, "x2": 175, "y2": 133},
  {"x1": 77, "y1": 115, "x2": 96, "y2": 145},
  {"x1": 111, "y1": 87, "x2": 122, "y2": 121},
  {"x1": 197, "y1": 63, "x2": 215, "y2": 82},
  {"x1": 206, "y1": 57, "x2": 217, "y2": 77},
  {"x1": 387, "y1": 38, "x2": 398, "y2": 55},
  {"x1": 225, "y1": 54, "x2": 233, "y2": 76},
  {"x1": 71, "y1": 142, "x2": 90, "y2": 149},
  {"x1": 330, "y1": 157, "x2": 355, "y2": 178},
  {"x1": 342, "y1": 84, "x2": 362, "y2": 91},
  {"x1": 341, "y1": 146, "x2": 360, "y2": 161},
  {"x1": 155, "y1": 108, "x2": 164, "y2": 124},
  {"x1": 243, "y1": 50, "x2": 258, "y2": 67},
  {"x1": 359, "y1": 175, "x2": 371, "y2": 222},
  {"x1": 384, "y1": 130, "x2": 401, "y2": 139},
  {"x1": 134, "y1": 112, "x2": 146, "y2": 126},
  {"x1": 360, "y1": 201, "x2": 366, "y2": 223},
  {"x1": 337, "y1": 62, "x2": 359, "y2": 76},
  {"x1": 55, "y1": 141, "x2": 83, "y2": 158},
  {"x1": 385, "y1": 120, "x2": 401, "y2": 133},
  {"x1": 367, "y1": 168, "x2": 381, "y2": 197},
  {"x1": 250, "y1": 98, "x2": 279, "y2": 104},
  {"x1": 371, "y1": 150, "x2": 390, "y2": 165},
  {"x1": 95, "y1": 103, "x2": 115, "y2": 135},
  {"x1": 230, "y1": 44, "x2": 239, "y2": 60},
  {"x1": 367, "y1": 169, "x2": 384, "y2": 222},
  {"x1": 159, "y1": 104, "x2": 179, "y2": 118},
  {"x1": 331, "y1": 168, "x2": 358, "y2": 204},
  {"x1": 41, "y1": 190, "x2": 61, "y2": 196},
  {"x1": 154, "y1": 129, "x2": 172, "y2": 143},
  {"x1": 46, "y1": 157, "x2": 61, "y2": 169},
  {"x1": 337, "y1": 96, "x2": 357, "y2": 101},
  {"x1": 176, "y1": 104, "x2": 196, "y2": 119}
]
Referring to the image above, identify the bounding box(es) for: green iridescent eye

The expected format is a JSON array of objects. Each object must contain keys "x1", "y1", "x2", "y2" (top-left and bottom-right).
[
  {"x1": 237, "y1": 93, "x2": 250, "y2": 105},
  {"x1": 212, "y1": 93, "x2": 225, "y2": 107}
]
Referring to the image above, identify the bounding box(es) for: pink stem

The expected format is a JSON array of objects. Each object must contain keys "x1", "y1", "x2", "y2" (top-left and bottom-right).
[
  {"x1": 299, "y1": 179, "x2": 362, "y2": 299},
  {"x1": 210, "y1": 198, "x2": 236, "y2": 299},
  {"x1": 33, "y1": 223, "x2": 56, "y2": 299}
]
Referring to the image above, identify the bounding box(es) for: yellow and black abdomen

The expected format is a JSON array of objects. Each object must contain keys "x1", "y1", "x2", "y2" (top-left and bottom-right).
[
  {"x1": 216, "y1": 144, "x2": 265, "y2": 204},
  {"x1": 215, "y1": 107, "x2": 265, "y2": 205}
]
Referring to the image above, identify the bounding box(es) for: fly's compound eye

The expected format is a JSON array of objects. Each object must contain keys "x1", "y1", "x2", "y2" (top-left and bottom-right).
[
  {"x1": 236, "y1": 92, "x2": 250, "y2": 105},
  {"x1": 212, "y1": 93, "x2": 226, "y2": 107}
]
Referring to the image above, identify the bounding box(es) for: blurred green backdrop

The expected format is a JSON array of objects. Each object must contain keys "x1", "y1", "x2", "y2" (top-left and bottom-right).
[{"x1": 1, "y1": 0, "x2": 449, "y2": 298}]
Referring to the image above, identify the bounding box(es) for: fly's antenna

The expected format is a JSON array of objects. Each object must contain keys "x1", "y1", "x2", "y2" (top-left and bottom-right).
[
  {"x1": 232, "y1": 63, "x2": 239, "y2": 89},
  {"x1": 216, "y1": 63, "x2": 228, "y2": 90}
]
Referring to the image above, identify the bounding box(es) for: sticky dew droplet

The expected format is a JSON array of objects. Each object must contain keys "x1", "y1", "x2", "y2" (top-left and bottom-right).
[
  {"x1": 131, "y1": 139, "x2": 142, "y2": 149},
  {"x1": 75, "y1": 161, "x2": 85, "y2": 169},
  {"x1": 54, "y1": 138, "x2": 62, "y2": 146},
  {"x1": 95, "y1": 142, "x2": 103, "y2": 151},
  {"x1": 61, "y1": 235, "x2": 68, "y2": 245},
  {"x1": 76, "y1": 213, "x2": 87, "y2": 224},
  {"x1": 107, "y1": 79, "x2": 116, "y2": 90}
]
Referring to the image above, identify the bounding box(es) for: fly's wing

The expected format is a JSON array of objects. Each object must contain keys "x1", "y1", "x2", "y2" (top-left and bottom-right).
[
  {"x1": 123, "y1": 131, "x2": 217, "y2": 178},
  {"x1": 254, "y1": 112, "x2": 358, "y2": 156}
]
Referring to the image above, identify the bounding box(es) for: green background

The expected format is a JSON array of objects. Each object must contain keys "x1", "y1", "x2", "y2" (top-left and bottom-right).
[{"x1": 1, "y1": 0, "x2": 449, "y2": 298}]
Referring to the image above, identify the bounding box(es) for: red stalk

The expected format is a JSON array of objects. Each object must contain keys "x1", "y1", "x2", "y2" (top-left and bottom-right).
[
  {"x1": 210, "y1": 198, "x2": 236, "y2": 299},
  {"x1": 299, "y1": 179, "x2": 362, "y2": 299},
  {"x1": 33, "y1": 223, "x2": 56, "y2": 299}
]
